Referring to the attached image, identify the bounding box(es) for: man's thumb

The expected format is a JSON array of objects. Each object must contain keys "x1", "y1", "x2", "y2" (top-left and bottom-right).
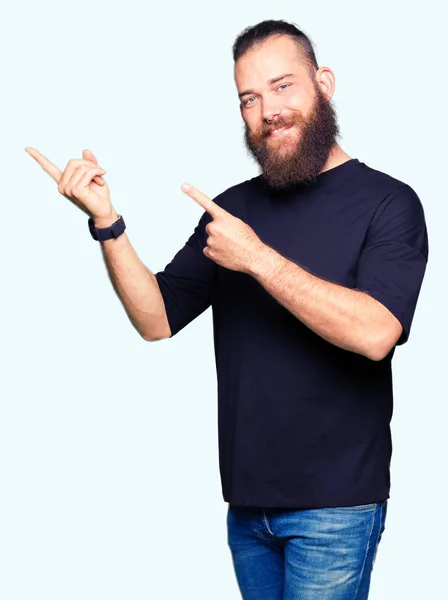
[{"x1": 83, "y1": 148, "x2": 98, "y2": 164}]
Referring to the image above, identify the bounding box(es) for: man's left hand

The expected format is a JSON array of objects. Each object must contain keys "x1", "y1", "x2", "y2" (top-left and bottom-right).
[{"x1": 181, "y1": 182, "x2": 265, "y2": 273}]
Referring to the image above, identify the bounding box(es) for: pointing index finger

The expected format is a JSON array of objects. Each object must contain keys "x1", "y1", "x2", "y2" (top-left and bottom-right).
[
  {"x1": 181, "y1": 182, "x2": 225, "y2": 219},
  {"x1": 25, "y1": 146, "x2": 63, "y2": 183}
]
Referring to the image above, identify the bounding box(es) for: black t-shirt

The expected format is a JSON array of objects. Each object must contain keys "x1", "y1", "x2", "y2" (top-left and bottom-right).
[{"x1": 155, "y1": 158, "x2": 429, "y2": 508}]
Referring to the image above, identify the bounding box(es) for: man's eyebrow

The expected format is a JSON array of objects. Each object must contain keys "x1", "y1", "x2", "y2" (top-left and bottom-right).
[{"x1": 238, "y1": 73, "x2": 296, "y2": 100}]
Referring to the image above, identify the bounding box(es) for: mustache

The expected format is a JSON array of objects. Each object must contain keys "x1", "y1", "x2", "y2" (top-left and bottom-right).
[
  {"x1": 265, "y1": 121, "x2": 294, "y2": 135},
  {"x1": 248, "y1": 115, "x2": 304, "y2": 141}
]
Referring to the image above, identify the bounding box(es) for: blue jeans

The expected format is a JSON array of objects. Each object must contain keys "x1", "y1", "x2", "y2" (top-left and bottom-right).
[{"x1": 227, "y1": 500, "x2": 388, "y2": 600}]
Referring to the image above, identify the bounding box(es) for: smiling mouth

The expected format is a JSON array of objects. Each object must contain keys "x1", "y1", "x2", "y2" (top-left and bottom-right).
[{"x1": 268, "y1": 125, "x2": 294, "y2": 137}]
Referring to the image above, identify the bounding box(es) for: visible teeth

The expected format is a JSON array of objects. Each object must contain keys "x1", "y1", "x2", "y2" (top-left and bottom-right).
[{"x1": 271, "y1": 126, "x2": 288, "y2": 134}]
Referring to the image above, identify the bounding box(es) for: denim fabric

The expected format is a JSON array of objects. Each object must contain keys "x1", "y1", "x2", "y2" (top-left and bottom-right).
[{"x1": 227, "y1": 500, "x2": 387, "y2": 599}]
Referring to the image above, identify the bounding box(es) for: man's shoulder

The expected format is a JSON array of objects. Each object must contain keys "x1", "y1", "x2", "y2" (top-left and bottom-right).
[
  {"x1": 358, "y1": 161, "x2": 426, "y2": 220},
  {"x1": 358, "y1": 162, "x2": 427, "y2": 254},
  {"x1": 357, "y1": 160, "x2": 416, "y2": 197}
]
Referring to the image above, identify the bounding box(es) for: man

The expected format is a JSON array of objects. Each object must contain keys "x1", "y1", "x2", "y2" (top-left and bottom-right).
[{"x1": 26, "y1": 18, "x2": 428, "y2": 600}]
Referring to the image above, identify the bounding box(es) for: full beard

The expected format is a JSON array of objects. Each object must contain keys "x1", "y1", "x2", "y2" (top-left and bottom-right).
[{"x1": 243, "y1": 85, "x2": 340, "y2": 190}]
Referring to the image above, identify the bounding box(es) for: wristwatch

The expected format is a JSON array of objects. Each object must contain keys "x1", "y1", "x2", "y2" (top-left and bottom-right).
[{"x1": 88, "y1": 214, "x2": 126, "y2": 242}]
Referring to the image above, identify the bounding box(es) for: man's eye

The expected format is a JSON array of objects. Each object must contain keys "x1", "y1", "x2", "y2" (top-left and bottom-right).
[{"x1": 243, "y1": 84, "x2": 291, "y2": 106}]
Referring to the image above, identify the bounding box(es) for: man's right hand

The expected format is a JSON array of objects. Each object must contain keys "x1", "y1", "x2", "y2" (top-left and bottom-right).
[{"x1": 25, "y1": 147, "x2": 117, "y2": 224}]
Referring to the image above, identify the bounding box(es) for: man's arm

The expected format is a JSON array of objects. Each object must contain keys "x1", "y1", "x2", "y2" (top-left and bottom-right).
[
  {"x1": 95, "y1": 211, "x2": 171, "y2": 342},
  {"x1": 245, "y1": 183, "x2": 428, "y2": 362},
  {"x1": 24, "y1": 146, "x2": 171, "y2": 342},
  {"x1": 247, "y1": 247, "x2": 402, "y2": 361}
]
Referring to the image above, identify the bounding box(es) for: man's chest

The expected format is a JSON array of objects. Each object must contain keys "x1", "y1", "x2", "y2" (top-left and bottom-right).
[{"x1": 230, "y1": 191, "x2": 377, "y2": 287}]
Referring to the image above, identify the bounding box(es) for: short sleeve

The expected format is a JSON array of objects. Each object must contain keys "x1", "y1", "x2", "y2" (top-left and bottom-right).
[
  {"x1": 356, "y1": 183, "x2": 429, "y2": 345},
  {"x1": 154, "y1": 210, "x2": 216, "y2": 337}
]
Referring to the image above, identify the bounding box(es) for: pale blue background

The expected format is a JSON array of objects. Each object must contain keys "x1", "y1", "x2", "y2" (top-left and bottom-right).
[{"x1": 1, "y1": 0, "x2": 446, "y2": 598}]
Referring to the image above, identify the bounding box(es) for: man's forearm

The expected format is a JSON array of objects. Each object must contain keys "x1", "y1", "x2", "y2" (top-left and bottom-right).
[
  {"x1": 247, "y1": 244, "x2": 402, "y2": 360},
  {"x1": 94, "y1": 212, "x2": 170, "y2": 341}
]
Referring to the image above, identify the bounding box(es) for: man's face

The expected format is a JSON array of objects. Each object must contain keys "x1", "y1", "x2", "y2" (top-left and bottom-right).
[{"x1": 234, "y1": 35, "x2": 339, "y2": 190}]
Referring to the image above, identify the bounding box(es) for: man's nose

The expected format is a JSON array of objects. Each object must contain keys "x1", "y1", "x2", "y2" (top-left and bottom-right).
[{"x1": 262, "y1": 104, "x2": 282, "y2": 123}]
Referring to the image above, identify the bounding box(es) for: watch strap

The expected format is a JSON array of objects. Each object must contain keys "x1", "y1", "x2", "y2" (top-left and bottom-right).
[{"x1": 88, "y1": 214, "x2": 126, "y2": 242}]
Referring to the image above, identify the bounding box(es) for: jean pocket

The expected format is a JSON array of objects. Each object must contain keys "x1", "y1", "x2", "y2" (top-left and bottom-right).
[{"x1": 331, "y1": 502, "x2": 378, "y2": 511}]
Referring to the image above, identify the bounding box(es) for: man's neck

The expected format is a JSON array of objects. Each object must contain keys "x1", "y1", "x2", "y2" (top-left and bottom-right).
[{"x1": 320, "y1": 145, "x2": 353, "y2": 174}]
